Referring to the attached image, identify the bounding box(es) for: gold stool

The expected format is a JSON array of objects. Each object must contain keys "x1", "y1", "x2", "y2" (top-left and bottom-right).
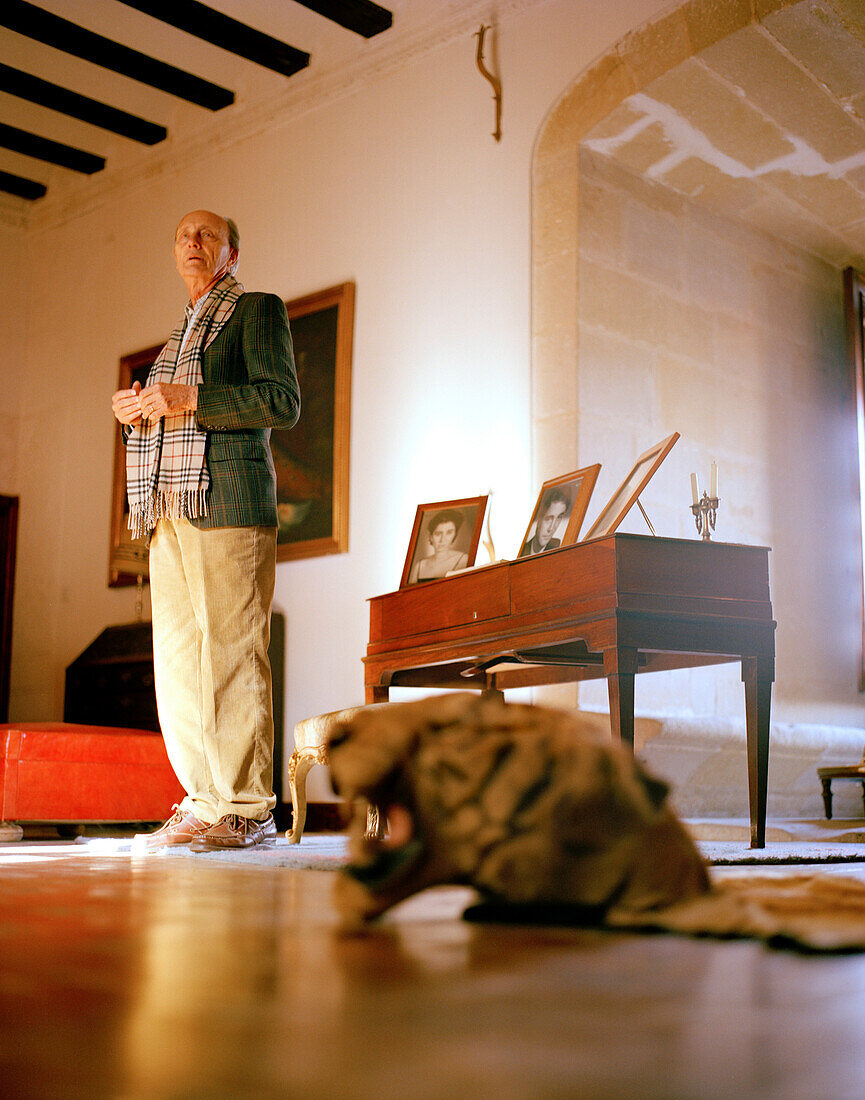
[{"x1": 287, "y1": 704, "x2": 387, "y2": 843}]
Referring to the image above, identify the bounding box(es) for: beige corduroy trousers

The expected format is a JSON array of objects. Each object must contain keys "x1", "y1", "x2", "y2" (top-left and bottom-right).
[{"x1": 149, "y1": 516, "x2": 278, "y2": 823}]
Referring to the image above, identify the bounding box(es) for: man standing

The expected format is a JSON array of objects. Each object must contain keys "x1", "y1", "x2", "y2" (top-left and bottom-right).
[{"x1": 112, "y1": 211, "x2": 300, "y2": 851}]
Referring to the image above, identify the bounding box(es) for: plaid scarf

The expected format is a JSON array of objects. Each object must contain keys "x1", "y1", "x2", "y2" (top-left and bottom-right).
[{"x1": 126, "y1": 274, "x2": 244, "y2": 539}]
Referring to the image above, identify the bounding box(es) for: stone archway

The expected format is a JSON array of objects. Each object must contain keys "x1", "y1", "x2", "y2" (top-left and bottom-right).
[
  {"x1": 530, "y1": 0, "x2": 800, "y2": 481},
  {"x1": 528, "y1": 0, "x2": 865, "y2": 727}
]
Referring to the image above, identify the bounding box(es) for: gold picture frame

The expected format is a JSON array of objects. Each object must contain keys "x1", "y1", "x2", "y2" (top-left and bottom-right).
[
  {"x1": 108, "y1": 343, "x2": 162, "y2": 587},
  {"x1": 275, "y1": 282, "x2": 354, "y2": 562},
  {"x1": 517, "y1": 465, "x2": 600, "y2": 558},
  {"x1": 582, "y1": 432, "x2": 680, "y2": 541},
  {"x1": 401, "y1": 496, "x2": 488, "y2": 587}
]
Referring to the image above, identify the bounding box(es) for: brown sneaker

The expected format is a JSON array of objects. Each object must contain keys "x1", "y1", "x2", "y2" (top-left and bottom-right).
[
  {"x1": 133, "y1": 805, "x2": 209, "y2": 851},
  {"x1": 189, "y1": 813, "x2": 277, "y2": 852}
]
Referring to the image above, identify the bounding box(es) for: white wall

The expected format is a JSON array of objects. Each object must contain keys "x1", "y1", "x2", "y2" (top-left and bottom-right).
[
  {"x1": 0, "y1": 0, "x2": 673, "y2": 793},
  {"x1": 0, "y1": 222, "x2": 25, "y2": 495},
  {"x1": 1, "y1": 220, "x2": 27, "y2": 717}
]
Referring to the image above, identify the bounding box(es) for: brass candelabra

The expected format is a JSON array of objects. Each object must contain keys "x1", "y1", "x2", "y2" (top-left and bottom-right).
[{"x1": 691, "y1": 492, "x2": 719, "y2": 541}]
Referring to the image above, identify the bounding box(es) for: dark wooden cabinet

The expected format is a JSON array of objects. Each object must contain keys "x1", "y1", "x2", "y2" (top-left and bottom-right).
[
  {"x1": 64, "y1": 612, "x2": 287, "y2": 819},
  {"x1": 65, "y1": 622, "x2": 160, "y2": 732}
]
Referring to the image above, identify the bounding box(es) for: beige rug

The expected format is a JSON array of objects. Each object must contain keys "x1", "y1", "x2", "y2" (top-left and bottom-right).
[
  {"x1": 699, "y1": 840, "x2": 865, "y2": 864},
  {"x1": 71, "y1": 833, "x2": 865, "y2": 951},
  {"x1": 73, "y1": 833, "x2": 351, "y2": 869},
  {"x1": 691, "y1": 818, "x2": 865, "y2": 865},
  {"x1": 608, "y1": 872, "x2": 865, "y2": 952}
]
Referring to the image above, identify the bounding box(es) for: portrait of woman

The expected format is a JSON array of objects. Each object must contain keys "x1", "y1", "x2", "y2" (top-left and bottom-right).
[
  {"x1": 400, "y1": 496, "x2": 488, "y2": 588},
  {"x1": 408, "y1": 508, "x2": 469, "y2": 583}
]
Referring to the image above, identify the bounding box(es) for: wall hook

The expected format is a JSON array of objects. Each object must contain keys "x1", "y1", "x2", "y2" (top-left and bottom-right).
[{"x1": 474, "y1": 24, "x2": 502, "y2": 142}]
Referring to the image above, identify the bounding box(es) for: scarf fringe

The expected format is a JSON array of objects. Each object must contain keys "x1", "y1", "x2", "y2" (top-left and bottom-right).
[{"x1": 129, "y1": 490, "x2": 209, "y2": 540}]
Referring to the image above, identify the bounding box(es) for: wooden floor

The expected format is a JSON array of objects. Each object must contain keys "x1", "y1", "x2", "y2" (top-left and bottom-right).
[{"x1": 2, "y1": 841, "x2": 865, "y2": 1099}]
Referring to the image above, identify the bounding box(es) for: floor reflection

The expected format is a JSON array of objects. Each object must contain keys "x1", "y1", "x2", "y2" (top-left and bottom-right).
[{"x1": 1, "y1": 842, "x2": 864, "y2": 1098}]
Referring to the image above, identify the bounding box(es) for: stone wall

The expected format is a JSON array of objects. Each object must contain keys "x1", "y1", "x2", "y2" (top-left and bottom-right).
[
  {"x1": 531, "y1": 0, "x2": 865, "y2": 771},
  {"x1": 571, "y1": 146, "x2": 861, "y2": 731}
]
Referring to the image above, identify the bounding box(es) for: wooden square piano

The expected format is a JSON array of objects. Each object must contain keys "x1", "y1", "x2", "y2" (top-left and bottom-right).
[
  {"x1": 365, "y1": 534, "x2": 776, "y2": 847},
  {"x1": 0, "y1": 723, "x2": 183, "y2": 829}
]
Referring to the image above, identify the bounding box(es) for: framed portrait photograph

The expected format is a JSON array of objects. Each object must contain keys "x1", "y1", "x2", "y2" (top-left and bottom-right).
[
  {"x1": 582, "y1": 431, "x2": 680, "y2": 541},
  {"x1": 108, "y1": 342, "x2": 163, "y2": 587},
  {"x1": 274, "y1": 281, "x2": 355, "y2": 562},
  {"x1": 400, "y1": 496, "x2": 488, "y2": 588},
  {"x1": 517, "y1": 465, "x2": 601, "y2": 558}
]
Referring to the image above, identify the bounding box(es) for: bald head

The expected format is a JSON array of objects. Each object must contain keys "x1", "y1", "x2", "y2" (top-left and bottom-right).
[{"x1": 173, "y1": 210, "x2": 239, "y2": 302}]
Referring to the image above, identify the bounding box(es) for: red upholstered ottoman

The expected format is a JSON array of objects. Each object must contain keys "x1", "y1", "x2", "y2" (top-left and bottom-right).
[{"x1": 0, "y1": 723, "x2": 183, "y2": 825}]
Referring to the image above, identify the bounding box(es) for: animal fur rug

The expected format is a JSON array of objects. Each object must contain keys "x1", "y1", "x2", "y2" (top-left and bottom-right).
[
  {"x1": 328, "y1": 693, "x2": 865, "y2": 952},
  {"x1": 606, "y1": 872, "x2": 865, "y2": 951}
]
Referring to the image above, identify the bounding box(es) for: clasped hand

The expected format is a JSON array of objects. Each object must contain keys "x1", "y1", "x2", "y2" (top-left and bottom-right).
[{"x1": 111, "y1": 381, "x2": 197, "y2": 425}]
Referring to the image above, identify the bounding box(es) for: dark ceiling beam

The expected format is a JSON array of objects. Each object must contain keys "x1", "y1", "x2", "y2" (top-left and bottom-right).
[
  {"x1": 115, "y1": 1, "x2": 310, "y2": 78},
  {"x1": 0, "y1": 0, "x2": 234, "y2": 110},
  {"x1": 295, "y1": 1, "x2": 393, "y2": 38},
  {"x1": 0, "y1": 168, "x2": 46, "y2": 200},
  {"x1": 0, "y1": 63, "x2": 166, "y2": 145},
  {"x1": 0, "y1": 121, "x2": 104, "y2": 173}
]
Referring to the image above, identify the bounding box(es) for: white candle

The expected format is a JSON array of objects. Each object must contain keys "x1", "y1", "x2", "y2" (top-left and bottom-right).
[
  {"x1": 710, "y1": 461, "x2": 718, "y2": 499},
  {"x1": 690, "y1": 472, "x2": 699, "y2": 505}
]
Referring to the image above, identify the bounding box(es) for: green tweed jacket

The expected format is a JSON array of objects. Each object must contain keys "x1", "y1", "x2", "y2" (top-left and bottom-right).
[{"x1": 191, "y1": 291, "x2": 300, "y2": 529}]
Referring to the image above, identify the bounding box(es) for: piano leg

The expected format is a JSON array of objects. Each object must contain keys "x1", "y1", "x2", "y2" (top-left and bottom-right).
[
  {"x1": 604, "y1": 647, "x2": 638, "y2": 748},
  {"x1": 741, "y1": 655, "x2": 773, "y2": 849}
]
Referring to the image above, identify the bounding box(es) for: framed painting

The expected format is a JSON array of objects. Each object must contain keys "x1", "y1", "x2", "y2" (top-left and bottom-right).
[
  {"x1": 582, "y1": 431, "x2": 680, "y2": 541},
  {"x1": 108, "y1": 343, "x2": 162, "y2": 587},
  {"x1": 517, "y1": 465, "x2": 600, "y2": 558},
  {"x1": 274, "y1": 282, "x2": 354, "y2": 562},
  {"x1": 401, "y1": 496, "x2": 488, "y2": 587},
  {"x1": 108, "y1": 281, "x2": 354, "y2": 581}
]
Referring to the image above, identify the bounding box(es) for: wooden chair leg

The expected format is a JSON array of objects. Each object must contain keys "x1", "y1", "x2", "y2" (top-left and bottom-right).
[{"x1": 287, "y1": 753, "x2": 315, "y2": 844}]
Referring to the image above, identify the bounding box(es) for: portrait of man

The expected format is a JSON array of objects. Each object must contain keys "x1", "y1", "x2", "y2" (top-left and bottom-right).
[
  {"x1": 519, "y1": 487, "x2": 572, "y2": 557},
  {"x1": 517, "y1": 465, "x2": 600, "y2": 558}
]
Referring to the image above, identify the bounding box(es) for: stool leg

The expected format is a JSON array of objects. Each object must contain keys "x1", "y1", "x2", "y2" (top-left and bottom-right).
[
  {"x1": 287, "y1": 753, "x2": 315, "y2": 844},
  {"x1": 821, "y1": 777, "x2": 833, "y2": 820},
  {"x1": 861, "y1": 780, "x2": 865, "y2": 819}
]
